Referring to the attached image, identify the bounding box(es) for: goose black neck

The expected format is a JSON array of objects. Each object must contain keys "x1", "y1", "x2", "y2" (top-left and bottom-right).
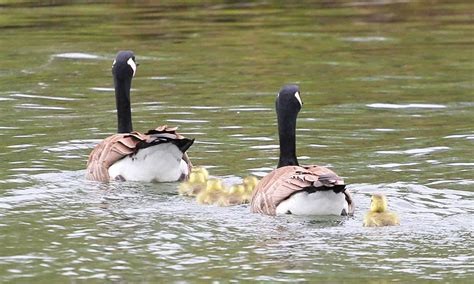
[
  {"x1": 277, "y1": 108, "x2": 299, "y2": 168},
  {"x1": 114, "y1": 76, "x2": 133, "y2": 133}
]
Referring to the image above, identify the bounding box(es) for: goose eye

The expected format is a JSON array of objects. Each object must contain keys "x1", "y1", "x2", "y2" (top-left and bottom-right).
[
  {"x1": 127, "y1": 57, "x2": 137, "y2": 77},
  {"x1": 294, "y1": 91, "x2": 303, "y2": 106}
]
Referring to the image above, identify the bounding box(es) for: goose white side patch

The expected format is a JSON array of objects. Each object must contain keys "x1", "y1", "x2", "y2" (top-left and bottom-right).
[
  {"x1": 108, "y1": 143, "x2": 185, "y2": 182},
  {"x1": 127, "y1": 58, "x2": 137, "y2": 77},
  {"x1": 276, "y1": 190, "x2": 348, "y2": 215},
  {"x1": 112, "y1": 59, "x2": 116, "y2": 68},
  {"x1": 294, "y1": 91, "x2": 303, "y2": 106}
]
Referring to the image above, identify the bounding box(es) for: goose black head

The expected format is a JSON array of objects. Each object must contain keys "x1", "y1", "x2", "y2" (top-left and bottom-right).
[
  {"x1": 276, "y1": 84, "x2": 303, "y2": 115},
  {"x1": 112, "y1": 51, "x2": 137, "y2": 81},
  {"x1": 275, "y1": 85, "x2": 302, "y2": 168},
  {"x1": 112, "y1": 50, "x2": 137, "y2": 133}
]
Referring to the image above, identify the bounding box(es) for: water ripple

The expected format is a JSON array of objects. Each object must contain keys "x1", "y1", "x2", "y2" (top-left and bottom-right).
[
  {"x1": 10, "y1": 93, "x2": 78, "y2": 101},
  {"x1": 14, "y1": 104, "x2": 70, "y2": 110},
  {"x1": 53, "y1": 53, "x2": 101, "y2": 60},
  {"x1": 367, "y1": 103, "x2": 447, "y2": 109},
  {"x1": 342, "y1": 36, "x2": 393, "y2": 42},
  {"x1": 0, "y1": 176, "x2": 473, "y2": 281},
  {"x1": 376, "y1": 146, "x2": 450, "y2": 156},
  {"x1": 444, "y1": 133, "x2": 474, "y2": 140}
]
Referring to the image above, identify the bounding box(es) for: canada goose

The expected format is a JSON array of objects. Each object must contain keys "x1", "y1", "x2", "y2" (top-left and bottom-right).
[
  {"x1": 250, "y1": 85, "x2": 354, "y2": 215},
  {"x1": 363, "y1": 194, "x2": 400, "y2": 227},
  {"x1": 86, "y1": 51, "x2": 194, "y2": 182}
]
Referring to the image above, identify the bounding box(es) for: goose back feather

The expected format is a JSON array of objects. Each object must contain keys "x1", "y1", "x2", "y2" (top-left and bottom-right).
[
  {"x1": 86, "y1": 125, "x2": 192, "y2": 182},
  {"x1": 250, "y1": 163, "x2": 354, "y2": 215}
]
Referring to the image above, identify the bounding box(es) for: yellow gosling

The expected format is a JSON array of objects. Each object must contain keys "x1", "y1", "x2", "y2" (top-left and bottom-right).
[
  {"x1": 215, "y1": 194, "x2": 230, "y2": 207},
  {"x1": 216, "y1": 184, "x2": 249, "y2": 206},
  {"x1": 242, "y1": 176, "x2": 259, "y2": 203},
  {"x1": 178, "y1": 170, "x2": 207, "y2": 196},
  {"x1": 193, "y1": 167, "x2": 209, "y2": 180},
  {"x1": 243, "y1": 176, "x2": 259, "y2": 189},
  {"x1": 228, "y1": 184, "x2": 247, "y2": 205},
  {"x1": 363, "y1": 194, "x2": 400, "y2": 227},
  {"x1": 196, "y1": 178, "x2": 226, "y2": 205}
]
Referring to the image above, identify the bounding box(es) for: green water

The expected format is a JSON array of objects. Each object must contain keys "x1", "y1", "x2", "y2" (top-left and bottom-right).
[{"x1": 0, "y1": 1, "x2": 473, "y2": 282}]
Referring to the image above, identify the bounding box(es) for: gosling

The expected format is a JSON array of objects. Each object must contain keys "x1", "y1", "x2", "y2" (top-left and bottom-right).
[
  {"x1": 363, "y1": 194, "x2": 400, "y2": 227},
  {"x1": 196, "y1": 178, "x2": 226, "y2": 205},
  {"x1": 178, "y1": 167, "x2": 209, "y2": 196}
]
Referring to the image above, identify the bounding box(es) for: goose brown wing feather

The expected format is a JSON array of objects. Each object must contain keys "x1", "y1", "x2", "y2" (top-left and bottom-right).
[
  {"x1": 86, "y1": 125, "x2": 192, "y2": 182},
  {"x1": 250, "y1": 165, "x2": 345, "y2": 215}
]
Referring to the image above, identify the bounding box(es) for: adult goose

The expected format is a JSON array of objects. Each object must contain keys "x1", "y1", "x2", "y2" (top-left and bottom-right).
[
  {"x1": 250, "y1": 85, "x2": 354, "y2": 216},
  {"x1": 86, "y1": 51, "x2": 194, "y2": 182}
]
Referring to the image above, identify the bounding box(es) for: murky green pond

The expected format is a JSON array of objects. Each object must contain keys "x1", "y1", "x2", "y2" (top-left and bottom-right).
[{"x1": 1, "y1": 1, "x2": 473, "y2": 282}]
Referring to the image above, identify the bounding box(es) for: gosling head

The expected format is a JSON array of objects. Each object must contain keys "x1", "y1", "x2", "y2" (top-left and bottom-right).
[
  {"x1": 188, "y1": 172, "x2": 206, "y2": 184},
  {"x1": 243, "y1": 176, "x2": 259, "y2": 192},
  {"x1": 206, "y1": 179, "x2": 224, "y2": 191},
  {"x1": 229, "y1": 184, "x2": 245, "y2": 195},
  {"x1": 370, "y1": 194, "x2": 388, "y2": 213},
  {"x1": 243, "y1": 176, "x2": 258, "y2": 186},
  {"x1": 192, "y1": 167, "x2": 209, "y2": 180}
]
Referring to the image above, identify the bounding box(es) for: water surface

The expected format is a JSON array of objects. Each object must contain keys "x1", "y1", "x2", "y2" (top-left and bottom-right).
[{"x1": 0, "y1": 1, "x2": 473, "y2": 282}]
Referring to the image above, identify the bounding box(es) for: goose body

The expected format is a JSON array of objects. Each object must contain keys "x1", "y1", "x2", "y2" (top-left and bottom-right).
[
  {"x1": 108, "y1": 143, "x2": 189, "y2": 182},
  {"x1": 276, "y1": 191, "x2": 348, "y2": 215},
  {"x1": 250, "y1": 85, "x2": 354, "y2": 216},
  {"x1": 86, "y1": 51, "x2": 193, "y2": 182}
]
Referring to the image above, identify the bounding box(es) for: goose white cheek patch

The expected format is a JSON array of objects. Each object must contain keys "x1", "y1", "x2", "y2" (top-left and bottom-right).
[
  {"x1": 294, "y1": 92, "x2": 303, "y2": 106},
  {"x1": 127, "y1": 58, "x2": 137, "y2": 77}
]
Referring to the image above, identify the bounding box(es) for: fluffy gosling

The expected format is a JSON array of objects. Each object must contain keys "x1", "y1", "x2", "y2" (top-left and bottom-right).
[
  {"x1": 196, "y1": 178, "x2": 226, "y2": 205},
  {"x1": 363, "y1": 194, "x2": 400, "y2": 227},
  {"x1": 178, "y1": 167, "x2": 208, "y2": 196}
]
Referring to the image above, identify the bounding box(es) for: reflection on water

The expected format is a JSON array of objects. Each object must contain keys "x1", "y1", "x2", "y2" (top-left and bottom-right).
[{"x1": 0, "y1": 0, "x2": 473, "y2": 282}]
